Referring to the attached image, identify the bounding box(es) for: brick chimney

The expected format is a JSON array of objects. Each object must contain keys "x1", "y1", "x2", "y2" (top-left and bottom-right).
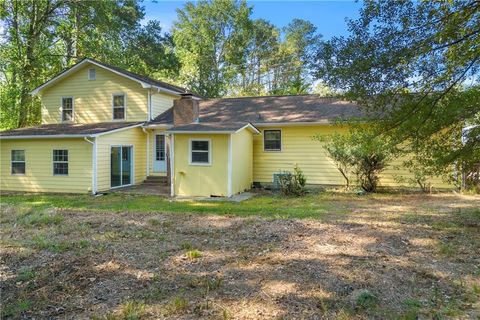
[{"x1": 173, "y1": 93, "x2": 199, "y2": 125}]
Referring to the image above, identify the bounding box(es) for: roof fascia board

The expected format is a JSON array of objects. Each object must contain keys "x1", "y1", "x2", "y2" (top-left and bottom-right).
[
  {"x1": 0, "y1": 134, "x2": 89, "y2": 139},
  {"x1": 165, "y1": 130, "x2": 234, "y2": 134},
  {"x1": 0, "y1": 123, "x2": 144, "y2": 140},
  {"x1": 234, "y1": 123, "x2": 260, "y2": 134},
  {"x1": 253, "y1": 121, "x2": 331, "y2": 127},
  {"x1": 31, "y1": 59, "x2": 183, "y2": 96},
  {"x1": 143, "y1": 124, "x2": 173, "y2": 129},
  {"x1": 92, "y1": 123, "x2": 144, "y2": 137}
]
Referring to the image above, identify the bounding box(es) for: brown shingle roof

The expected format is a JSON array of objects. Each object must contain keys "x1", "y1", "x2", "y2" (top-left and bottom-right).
[
  {"x1": 199, "y1": 95, "x2": 363, "y2": 123},
  {"x1": 0, "y1": 122, "x2": 142, "y2": 138},
  {"x1": 167, "y1": 122, "x2": 258, "y2": 133},
  {"x1": 149, "y1": 95, "x2": 364, "y2": 125}
]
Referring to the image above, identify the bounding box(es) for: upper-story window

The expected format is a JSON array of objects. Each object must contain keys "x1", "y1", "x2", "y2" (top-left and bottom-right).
[
  {"x1": 88, "y1": 68, "x2": 96, "y2": 80},
  {"x1": 61, "y1": 97, "x2": 74, "y2": 122},
  {"x1": 112, "y1": 93, "x2": 126, "y2": 120}
]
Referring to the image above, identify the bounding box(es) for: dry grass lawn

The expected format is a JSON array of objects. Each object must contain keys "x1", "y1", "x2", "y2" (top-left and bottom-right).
[{"x1": 1, "y1": 191, "x2": 479, "y2": 319}]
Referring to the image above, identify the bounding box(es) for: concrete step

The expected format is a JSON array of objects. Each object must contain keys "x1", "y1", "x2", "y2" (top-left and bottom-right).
[{"x1": 144, "y1": 176, "x2": 168, "y2": 185}]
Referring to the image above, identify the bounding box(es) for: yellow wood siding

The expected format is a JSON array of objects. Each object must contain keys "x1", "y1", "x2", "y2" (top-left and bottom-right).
[
  {"x1": 173, "y1": 134, "x2": 228, "y2": 197},
  {"x1": 0, "y1": 139, "x2": 92, "y2": 193},
  {"x1": 41, "y1": 63, "x2": 148, "y2": 124},
  {"x1": 231, "y1": 129, "x2": 253, "y2": 194},
  {"x1": 151, "y1": 93, "x2": 176, "y2": 119},
  {"x1": 96, "y1": 127, "x2": 147, "y2": 191},
  {"x1": 253, "y1": 125, "x2": 451, "y2": 189}
]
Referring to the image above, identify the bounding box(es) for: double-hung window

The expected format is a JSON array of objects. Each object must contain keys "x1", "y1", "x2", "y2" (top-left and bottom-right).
[
  {"x1": 88, "y1": 68, "x2": 96, "y2": 80},
  {"x1": 190, "y1": 139, "x2": 210, "y2": 165},
  {"x1": 11, "y1": 150, "x2": 25, "y2": 174},
  {"x1": 112, "y1": 94, "x2": 126, "y2": 120},
  {"x1": 61, "y1": 97, "x2": 73, "y2": 122},
  {"x1": 264, "y1": 130, "x2": 281, "y2": 151},
  {"x1": 53, "y1": 150, "x2": 69, "y2": 175}
]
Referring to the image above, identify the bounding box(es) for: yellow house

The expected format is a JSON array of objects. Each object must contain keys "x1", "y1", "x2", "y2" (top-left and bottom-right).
[{"x1": 0, "y1": 58, "x2": 449, "y2": 196}]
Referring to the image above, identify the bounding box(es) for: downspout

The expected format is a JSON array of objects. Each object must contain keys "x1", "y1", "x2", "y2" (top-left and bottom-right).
[
  {"x1": 227, "y1": 134, "x2": 233, "y2": 197},
  {"x1": 142, "y1": 127, "x2": 150, "y2": 177},
  {"x1": 169, "y1": 133, "x2": 175, "y2": 197},
  {"x1": 84, "y1": 136, "x2": 97, "y2": 195},
  {"x1": 147, "y1": 90, "x2": 152, "y2": 120}
]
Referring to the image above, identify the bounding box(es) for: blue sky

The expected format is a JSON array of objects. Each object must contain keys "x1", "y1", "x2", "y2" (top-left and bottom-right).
[{"x1": 142, "y1": 0, "x2": 362, "y2": 39}]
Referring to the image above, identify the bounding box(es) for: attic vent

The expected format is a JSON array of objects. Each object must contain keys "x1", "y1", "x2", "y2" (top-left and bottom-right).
[{"x1": 88, "y1": 68, "x2": 96, "y2": 80}]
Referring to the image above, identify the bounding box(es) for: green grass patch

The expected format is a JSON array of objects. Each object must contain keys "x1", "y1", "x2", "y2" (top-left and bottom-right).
[
  {"x1": 16, "y1": 267, "x2": 36, "y2": 282},
  {"x1": 0, "y1": 192, "x2": 351, "y2": 219},
  {"x1": 186, "y1": 249, "x2": 202, "y2": 259},
  {"x1": 1, "y1": 299, "x2": 32, "y2": 318},
  {"x1": 15, "y1": 206, "x2": 64, "y2": 227}
]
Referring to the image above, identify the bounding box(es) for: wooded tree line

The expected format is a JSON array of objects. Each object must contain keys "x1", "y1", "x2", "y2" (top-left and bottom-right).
[
  {"x1": 0, "y1": 0, "x2": 321, "y2": 130},
  {"x1": 1, "y1": 0, "x2": 478, "y2": 188}
]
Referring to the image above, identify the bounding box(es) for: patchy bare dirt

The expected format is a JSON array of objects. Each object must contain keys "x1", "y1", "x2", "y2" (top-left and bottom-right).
[{"x1": 1, "y1": 193, "x2": 480, "y2": 319}]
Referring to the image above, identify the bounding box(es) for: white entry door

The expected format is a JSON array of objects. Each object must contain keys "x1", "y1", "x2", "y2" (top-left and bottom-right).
[{"x1": 154, "y1": 134, "x2": 166, "y2": 172}]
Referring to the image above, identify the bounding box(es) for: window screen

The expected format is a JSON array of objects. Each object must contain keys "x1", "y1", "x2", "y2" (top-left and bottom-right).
[
  {"x1": 191, "y1": 140, "x2": 210, "y2": 164},
  {"x1": 62, "y1": 97, "x2": 73, "y2": 122},
  {"x1": 264, "y1": 130, "x2": 281, "y2": 151},
  {"x1": 113, "y1": 94, "x2": 125, "y2": 120},
  {"x1": 11, "y1": 150, "x2": 25, "y2": 174},
  {"x1": 53, "y1": 149, "x2": 69, "y2": 175}
]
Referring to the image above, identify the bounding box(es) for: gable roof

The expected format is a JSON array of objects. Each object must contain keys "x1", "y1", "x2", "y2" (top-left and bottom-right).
[
  {"x1": 148, "y1": 94, "x2": 365, "y2": 126},
  {"x1": 30, "y1": 58, "x2": 200, "y2": 97},
  {"x1": 0, "y1": 122, "x2": 142, "y2": 139}
]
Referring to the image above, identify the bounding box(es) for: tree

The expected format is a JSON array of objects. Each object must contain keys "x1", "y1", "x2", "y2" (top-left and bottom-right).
[
  {"x1": 271, "y1": 19, "x2": 321, "y2": 94},
  {"x1": 0, "y1": 0, "x2": 178, "y2": 130},
  {"x1": 315, "y1": 127, "x2": 393, "y2": 192},
  {"x1": 313, "y1": 1, "x2": 480, "y2": 180},
  {"x1": 173, "y1": 0, "x2": 253, "y2": 98},
  {"x1": 314, "y1": 132, "x2": 354, "y2": 189}
]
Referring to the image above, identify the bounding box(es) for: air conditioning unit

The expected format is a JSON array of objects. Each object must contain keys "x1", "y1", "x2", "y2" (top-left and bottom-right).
[{"x1": 272, "y1": 172, "x2": 290, "y2": 190}]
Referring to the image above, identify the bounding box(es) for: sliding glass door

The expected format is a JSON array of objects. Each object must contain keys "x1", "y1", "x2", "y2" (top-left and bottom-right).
[{"x1": 111, "y1": 146, "x2": 132, "y2": 188}]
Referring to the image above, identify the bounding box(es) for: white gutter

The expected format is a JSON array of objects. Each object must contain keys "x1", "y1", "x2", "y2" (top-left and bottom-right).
[
  {"x1": 227, "y1": 134, "x2": 233, "y2": 197},
  {"x1": 0, "y1": 134, "x2": 91, "y2": 139},
  {"x1": 165, "y1": 130, "x2": 235, "y2": 134},
  {"x1": 0, "y1": 123, "x2": 144, "y2": 140},
  {"x1": 253, "y1": 121, "x2": 331, "y2": 127},
  {"x1": 169, "y1": 133, "x2": 175, "y2": 197},
  {"x1": 142, "y1": 124, "x2": 173, "y2": 129},
  {"x1": 142, "y1": 127, "x2": 150, "y2": 177},
  {"x1": 84, "y1": 137, "x2": 97, "y2": 195}
]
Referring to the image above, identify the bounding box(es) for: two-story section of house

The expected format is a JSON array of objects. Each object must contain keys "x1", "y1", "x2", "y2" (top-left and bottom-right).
[
  {"x1": 0, "y1": 58, "x2": 190, "y2": 193},
  {"x1": 0, "y1": 58, "x2": 451, "y2": 196}
]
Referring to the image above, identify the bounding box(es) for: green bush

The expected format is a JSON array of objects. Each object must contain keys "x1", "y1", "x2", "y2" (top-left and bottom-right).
[
  {"x1": 316, "y1": 128, "x2": 393, "y2": 192},
  {"x1": 278, "y1": 165, "x2": 307, "y2": 196}
]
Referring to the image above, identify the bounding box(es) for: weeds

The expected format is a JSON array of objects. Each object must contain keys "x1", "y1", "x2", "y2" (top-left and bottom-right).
[
  {"x1": 1, "y1": 300, "x2": 31, "y2": 318},
  {"x1": 164, "y1": 296, "x2": 188, "y2": 315},
  {"x1": 186, "y1": 250, "x2": 202, "y2": 259},
  {"x1": 355, "y1": 290, "x2": 378, "y2": 310},
  {"x1": 16, "y1": 267, "x2": 36, "y2": 282},
  {"x1": 18, "y1": 209, "x2": 63, "y2": 226}
]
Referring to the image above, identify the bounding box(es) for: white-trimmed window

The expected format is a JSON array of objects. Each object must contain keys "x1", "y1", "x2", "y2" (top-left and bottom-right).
[
  {"x1": 88, "y1": 68, "x2": 96, "y2": 80},
  {"x1": 11, "y1": 150, "x2": 25, "y2": 175},
  {"x1": 264, "y1": 129, "x2": 281, "y2": 151},
  {"x1": 53, "y1": 150, "x2": 69, "y2": 175},
  {"x1": 112, "y1": 93, "x2": 126, "y2": 120},
  {"x1": 190, "y1": 139, "x2": 211, "y2": 165},
  {"x1": 61, "y1": 97, "x2": 74, "y2": 122}
]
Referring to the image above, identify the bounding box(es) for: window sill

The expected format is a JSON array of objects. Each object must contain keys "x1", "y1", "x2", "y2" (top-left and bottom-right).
[{"x1": 189, "y1": 162, "x2": 212, "y2": 166}]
